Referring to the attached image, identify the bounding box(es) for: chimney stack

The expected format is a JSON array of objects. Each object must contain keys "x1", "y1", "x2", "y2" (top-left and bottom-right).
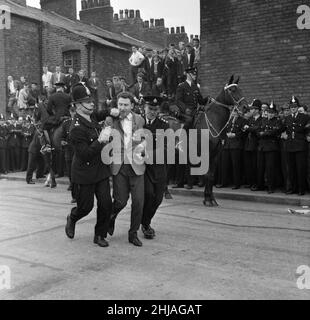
[{"x1": 135, "y1": 10, "x2": 141, "y2": 19}]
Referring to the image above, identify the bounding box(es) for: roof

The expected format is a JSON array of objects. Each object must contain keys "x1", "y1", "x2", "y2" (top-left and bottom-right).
[{"x1": 2, "y1": 0, "x2": 163, "y2": 52}]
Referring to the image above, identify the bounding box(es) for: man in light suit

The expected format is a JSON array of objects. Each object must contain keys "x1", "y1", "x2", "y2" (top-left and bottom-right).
[
  {"x1": 107, "y1": 91, "x2": 146, "y2": 247},
  {"x1": 52, "y1": 66, "x2": 66, "y2": 89}
]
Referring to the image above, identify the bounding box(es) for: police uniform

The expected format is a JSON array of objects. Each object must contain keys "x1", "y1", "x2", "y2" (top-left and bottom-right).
[
  {"x1": 65, "y1": 83, "x2": 113, "y2": 247},
  {"x1": 244, "y1": 99, "x2": 262, "y2": 188},
  {"x1": 62, "y1": 117, "x2": 74, "y2": 188},
  {"x1": 283, "y1": 97, "x2": 310, "y2": 195},
  {"x1": 221, "y1": 115, "x2": 246, "y2": 189},
  {"x1": 0, "y1": 116, "x2": 8, "y2": 174},
  {"x1": 141, "y1": 96, "x2": 169, "y2": 239},
  {"x1": 7, "y1": 118, "x2": 22, "y2": 171},
  {"x1": 20, "y1": 120, "x2": 35, "y2": 171},
  {"x1": 255, "y1": 105, "x2": 282, "y2": 193}
]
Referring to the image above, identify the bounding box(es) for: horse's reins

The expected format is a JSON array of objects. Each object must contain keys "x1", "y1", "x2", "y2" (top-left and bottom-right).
[{"x1": 203, "y1": 86, "x2": 245, "y2": 139}]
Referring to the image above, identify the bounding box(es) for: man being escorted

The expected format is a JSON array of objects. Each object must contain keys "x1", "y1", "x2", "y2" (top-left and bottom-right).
[
  {"x1": 108, "y1": 92, "x2": 146, "y2": 247},
  {"x1": 65, "y1": 84, "x2": 118, "y2": 248},
  {"x1": 141, "y1": 96, "x2": 169, "y2": 240}
]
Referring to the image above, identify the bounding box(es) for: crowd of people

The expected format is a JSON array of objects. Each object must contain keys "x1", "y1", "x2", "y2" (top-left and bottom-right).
[{"x1": 1, "y1": 36, "x2": 310, "y2": 200}]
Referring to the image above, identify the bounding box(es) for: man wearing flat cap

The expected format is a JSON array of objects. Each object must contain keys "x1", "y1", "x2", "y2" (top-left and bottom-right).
[
  {"x1": 65, "y1": 83, "x2": 119, "y2": 248},
  {"x1": 282, "y1": 96, "x2": 310, "y2": 196},
  {"x1": 141, "y1": 96, "x2": 169, "y2": 240}
]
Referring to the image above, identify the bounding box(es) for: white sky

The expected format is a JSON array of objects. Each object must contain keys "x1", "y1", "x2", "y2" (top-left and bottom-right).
[{"x1": 26, "y1": 0, "x2": 200, "y2": 37}]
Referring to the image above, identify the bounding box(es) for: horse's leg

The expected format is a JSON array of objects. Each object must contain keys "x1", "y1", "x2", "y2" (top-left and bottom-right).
[
  {"x1": 50, "y1": 150, "x2": 57, "y2": 188},
  {"x1": 203, "y1": 155, "x2": 219, "y2": 207}
]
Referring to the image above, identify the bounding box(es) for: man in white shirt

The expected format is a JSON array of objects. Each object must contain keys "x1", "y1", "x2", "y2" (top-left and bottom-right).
[
  {"x1": 42, "y1": 66, "x2": 53, "y2": 98},
  {"x1": 129, "y1": 46, "x2": 145, "y2": 87},
  {"x1": 6, "y1": 76, "x2": 19, "y2": 119}
]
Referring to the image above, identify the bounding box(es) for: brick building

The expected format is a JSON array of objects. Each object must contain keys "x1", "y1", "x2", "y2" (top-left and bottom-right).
[
  {"x1": 0, "y1": 0, "x2": 162, "y2": 116},
  {"x1": 80, "y1": 0, "x2": 190, "y2": 48},
  {"x1": 200, "y1": 0, "x2": 310, "y2": 106}
]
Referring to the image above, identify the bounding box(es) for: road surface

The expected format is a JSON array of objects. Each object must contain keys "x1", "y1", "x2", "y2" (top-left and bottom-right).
[{"x1": 0, "y1": 179, "x2": 309, "y2": 300}]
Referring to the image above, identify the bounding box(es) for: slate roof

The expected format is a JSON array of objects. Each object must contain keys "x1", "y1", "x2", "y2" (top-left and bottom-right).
[{"x1": 2, "y1": 0, "x2": 163, "y2": 52}]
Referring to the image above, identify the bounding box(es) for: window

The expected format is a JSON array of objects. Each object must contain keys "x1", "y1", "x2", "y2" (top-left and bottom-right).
[{"x1": 63, "y1": 50, "x2": 81, "y2": 73}]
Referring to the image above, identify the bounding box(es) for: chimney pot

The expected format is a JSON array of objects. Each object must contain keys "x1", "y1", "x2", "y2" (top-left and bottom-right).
[
  {"x1": 114, "y1": 13, "x2": 119, "y2": 20},
  {"x1": 150, "y1": 18, "x2": 154, "y2": 27},
  {"x1": 129, "y1": 9, "x2": 135, "y2": 18},
  {"x1": 171, "y1": 27, "x2": 175, "y2": 34},
  {"x1": 144, "y1": 20, "x2": 150, "y2": 28},
  {"x1": 125, "y1": 9, "x2": 129, "y2": 18},
  {"x1": 135, "y1": 10, "x2": 141, "y2": 19},
  {"x1": 181, "y1": 26, "x2": 185, "y2": 33},
  {"x1": 176, "y1": 27, "x2": 180, "y2": 34}
]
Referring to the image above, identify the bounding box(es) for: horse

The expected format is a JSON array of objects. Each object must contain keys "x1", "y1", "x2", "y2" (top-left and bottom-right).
[{"x1": 193, "y1": 75, "x2": 248, "y2": 207}]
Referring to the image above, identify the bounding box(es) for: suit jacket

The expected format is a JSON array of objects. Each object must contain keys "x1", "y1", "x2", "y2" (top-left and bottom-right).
[
  {"x1": 88, "y1": 77, "x2": 100, "y2": 91},
  {"x1": 151, "y1": 84, "x2": 167, "y2": 97},
  {"x1": 64, "y1": 73, "x2": 79, "y2": 93},
  {"x1": 131, "y1": 81, "x2": 151, "y2": 99},
  {"x1": 182, "y1": 52, "x2": 195, "y2": 70},
  {"x1": 283, "y1": 113, "x2": 310, "y2": 152},
  {"x1": 51, "y1": 72, "x2": 66, "y2": 87},
  {"x1": 70, "y1": 112, "x2": 111, "y2": 185},
  {"x1": 0, "y1": 125, "x2": 8, "y2": 149},
  {"x1": 151, "y1": 61, "x2": 164, "y2": 79},
  {"x1": 107, "y1": 112, "x2": 146, "y2": 176},
  {"x1": 6, "y1": 80, "x2": 20, "y2": 97}
]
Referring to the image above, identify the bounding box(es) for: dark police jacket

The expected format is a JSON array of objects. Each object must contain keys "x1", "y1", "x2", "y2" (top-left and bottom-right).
[
  {"x1": 21, "y1": 123, "x2": 35, "y2": 149},
  {"x1": 46, "y1": 91, "x2": 71, "y2": 129},
  {"x1": 69, "y1": 111, "x2": 111, "y2": 185},
  {"x1": 244, "y1": 116, "x2": 261, "y2": 152},
  {"x1": 144, "y1": 117, "x2": 169, "y2": 184},
  {"x1": 176, "y1": 81, "x2": 207, "y2": 115},
  {"x1": 223, "y1": 117, "x2": 246, "y2": 150},
  {"x1": 7, "y1": 122, "x2": 22, "y2": 148},
  {"x1": 0, "y1": 124, "x2": 8, "y2": 149},
  {"x1": 283, "y1": 113, "x2": 310, "y2": 152},
  {"x1": 257, "y1": 117, "x2": 282, "y2": 152}
]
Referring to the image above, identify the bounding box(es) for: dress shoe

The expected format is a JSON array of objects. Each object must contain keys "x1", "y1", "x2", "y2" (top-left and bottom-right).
[
  {"x1": 65, "y1": 215, "x2": 76, "y2": 239},
  {"x1": 164, "y1": 191, "x2": 173, "y2": 200},
  {"x1": 27, "y1": 180, "x2": 35, "y2": 185},
  {"x1": 36, "y1": 175, "x2": 46, "y2": 179},
  {"x1": 268, "y1": 189, "x2": 274, "y2": 194},
  {"x1": 185, "y1": 184, "x2": 193, "y2": 190},
  {"x1": 142, "y1": 225, "x2": 155, "y2": 239},
  {"x1": 251, "y1": 186, "x2": 264, "y2": 192},
  {"x1": 94, "y1": 236, "x2": 109, "y2": 247},
  {"x1": 244, "y1": 185, "x2": 251, "y2": 188},
  {"x1": 108, "y1": 218, "x2": 116, "y2": 236},
  {"x1": 71, "y1": 198, "x2": 77, "y2": 204},
  {"x1": 232, "y1": 186, "x2": 240, "y2": 190},
  {"x1": 172, "y1": 184, "x2": 184, "y2": 189},
  {"x1": 216, "y1": 184, "x2": 227, "y2": 188},
  {"x1": 67, "y1": 185, "x2": 73, "y2": 191},
  {"x1": 50, "y1": 181, "x2": 57, "y2": 189},
  {"x1": 129, "y1": 236, "x2": 143, "y2": 247},
  {"x1": 198, "y1": 182, "x2": 205, "y2": 188},
  {"x1": 298, "y1": 192, "x2": 305, "y2": 196},
  {"x1": 285, "y1": 190, "x2": 294, "y2": 195}
]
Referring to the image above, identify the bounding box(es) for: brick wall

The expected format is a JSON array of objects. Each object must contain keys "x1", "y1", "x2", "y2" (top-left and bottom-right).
[
  {"x1": 91, "y1": 44, "x2": 130, "y2": 102},
  {"x1": 200, "y1": 0, "x2": 310, "y2": 106},
  {"x1": 42, "y1": 23, "x2": 89, "y2": 74},
  {"x1": 40, "y1": 0, "x2": 77, "y2": 21},
  {"x1": 0, "y1": 30, "x2": 6, "y2": 116},
  {"x1": 0, "y1": 15, "x2": 41, "y2": 115}
]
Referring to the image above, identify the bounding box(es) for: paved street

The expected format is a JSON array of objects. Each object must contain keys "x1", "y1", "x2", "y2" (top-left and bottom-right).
[{"x1": 0, "y1": 179, "x2": 309, "y2": 300}]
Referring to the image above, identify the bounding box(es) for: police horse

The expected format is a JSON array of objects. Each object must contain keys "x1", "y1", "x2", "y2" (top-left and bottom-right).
[{"x1": 193, "y1": 75, "x2": 248, "y2": 207}]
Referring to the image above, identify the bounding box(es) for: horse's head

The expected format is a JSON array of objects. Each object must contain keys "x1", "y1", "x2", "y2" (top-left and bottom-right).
[{"x1": 216, "y1": 75, "x2": 248, "y2": 114}]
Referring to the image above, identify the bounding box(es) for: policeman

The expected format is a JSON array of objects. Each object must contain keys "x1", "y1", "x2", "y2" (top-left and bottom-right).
[
  {"x1": 0, "y1": 114, "x2": 8, "y2": 174},
  {"x1": 7, "y1": 115, "x2": 22, "y2": 172},
  {"x1": 172, "y1": 67, "x2": 209, "y2": 189},
  {"x1": 60, "y1": 105, "x2": 76, "y2": 201},
  {"x1": 65, "y1": 83, "x2": 119, "y2": 248},
  {"x1": 282, "y1": 96, "x2": 310, "y2": 195},
  {"x1": 141, "y1": 96, "x2": 169, "y2": 240},
  {"x1": 243, "y1": 99, "x2": 262, "y2": 189},
  {"x1": 20, "y1": 116, "x2": 35, "y2": 171},
  {"x1": 255, "y1": 102, "x2": 282, "y2": 194},
  {"x1": 173, "y1": 67, "x2": 209, "y2": 130},
  {"x1": 220, "y1": 108, "x2": 246, "y2": 189}
]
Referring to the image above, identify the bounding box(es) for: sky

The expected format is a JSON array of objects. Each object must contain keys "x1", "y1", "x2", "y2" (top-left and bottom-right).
[{"x1": 26, "y1": 0, "x2": 200, "y2": 37}]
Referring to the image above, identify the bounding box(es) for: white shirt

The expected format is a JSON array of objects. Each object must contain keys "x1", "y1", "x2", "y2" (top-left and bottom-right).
[
  {"x1": 121, "y1": 113, "x2": 133, "y2": 149},
  {"x1": 186, "y1": 79, "x2": 192, "y2": 87},
  {"x1": 9, "y1": 81, "x2": 16, "y2": 94},
  {"x1": 42, "y1": 71, "x2": 52, "y2": 88},
  {"x1": 129, "y1": 51, "x2": 145, "y2": 66}
]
